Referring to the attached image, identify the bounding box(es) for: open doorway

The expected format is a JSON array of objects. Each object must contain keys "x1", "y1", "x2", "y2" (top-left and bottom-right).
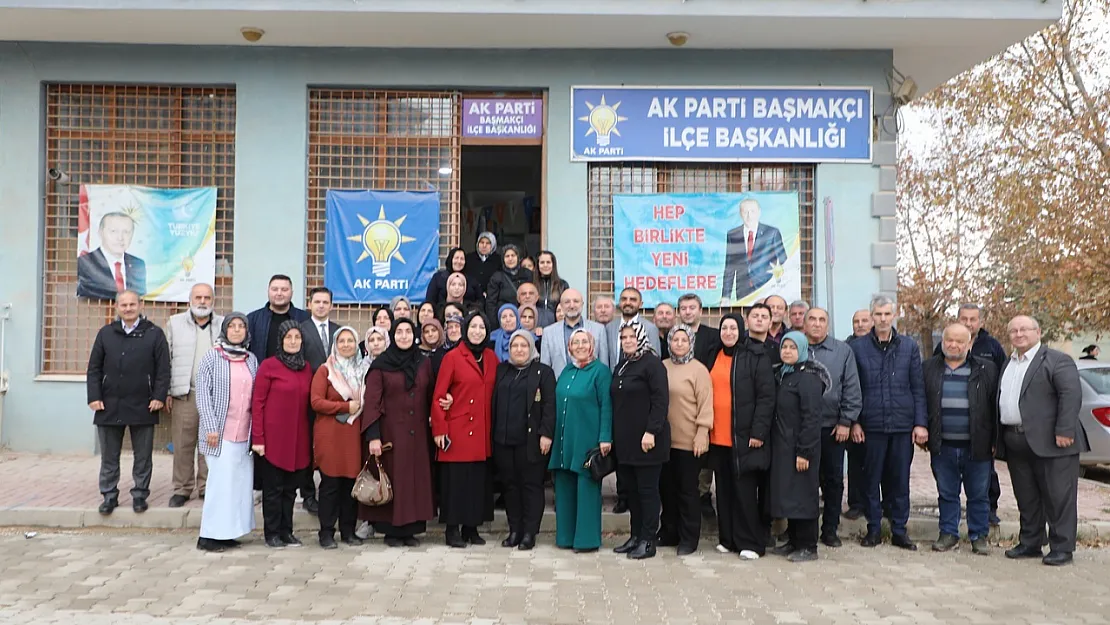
[{"x1": 459, "y1": 145, "x2": 543, "y2": 259}]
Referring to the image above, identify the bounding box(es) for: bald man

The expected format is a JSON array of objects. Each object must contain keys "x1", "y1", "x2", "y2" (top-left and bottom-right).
[{"x1": 539, "y1": 288, "x2": 609, "y2": 378}]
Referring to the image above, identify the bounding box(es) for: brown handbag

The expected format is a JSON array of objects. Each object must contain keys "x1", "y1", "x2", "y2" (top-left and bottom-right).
[{"x1": 352, "y1": 443, "x2": 393, "y2": 506}]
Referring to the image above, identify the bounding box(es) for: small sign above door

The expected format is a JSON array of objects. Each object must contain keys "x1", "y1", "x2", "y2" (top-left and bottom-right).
[{"x1": 462, "y1": 97, "x2": 544, "y2": 139}]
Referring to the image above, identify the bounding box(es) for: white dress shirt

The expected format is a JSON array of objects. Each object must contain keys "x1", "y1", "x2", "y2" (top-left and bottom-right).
[{"x1": 999, "y1": 342, "x2": 1041, "y2": 425}]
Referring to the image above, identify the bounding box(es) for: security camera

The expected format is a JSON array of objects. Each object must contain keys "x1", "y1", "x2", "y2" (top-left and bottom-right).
[{"x1": 47, "y1": 168, "x2": 71, "y2": 184}]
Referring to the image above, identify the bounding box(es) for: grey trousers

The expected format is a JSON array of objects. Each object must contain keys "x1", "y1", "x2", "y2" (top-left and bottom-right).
[
  {"x1": 1004, "y1": 429, "x2": 1081, "y2": 554},
  {"x1": 98, "y1": 424, "x2": 155, "y2": 501}
]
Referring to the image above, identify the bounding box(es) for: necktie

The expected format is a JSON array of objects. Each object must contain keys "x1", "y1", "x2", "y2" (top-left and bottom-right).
[
  {"x1": 113, "y1": 261, "x2": 125, "y2": 292},
  {"x1": 746, "y1": 231, "x2": 755, "y2": 260},
  {"x1": 320, "y1": 323, "x2": 328, "y2": 348}
]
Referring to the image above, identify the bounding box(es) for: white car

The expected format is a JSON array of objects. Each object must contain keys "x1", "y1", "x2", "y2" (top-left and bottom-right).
[{"x1": 1075, "y1": 360, "x2": 1110, "y2": 475}]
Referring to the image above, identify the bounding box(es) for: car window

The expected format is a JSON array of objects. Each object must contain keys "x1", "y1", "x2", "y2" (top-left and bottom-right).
[{"x1": 1079, "y1": 368, "x2": 1110, "y2": 395}]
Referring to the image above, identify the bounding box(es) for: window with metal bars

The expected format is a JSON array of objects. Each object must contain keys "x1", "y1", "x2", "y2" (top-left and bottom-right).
[
  {"x1": 42, "y1": 84, "x2": 237, "y2": 377},
  {"x1": 306, "y1": 89, "x2": 462, "y2": 330},
  {"x1": 587, "y1": 162, "x2": 815, "y2": 326}
]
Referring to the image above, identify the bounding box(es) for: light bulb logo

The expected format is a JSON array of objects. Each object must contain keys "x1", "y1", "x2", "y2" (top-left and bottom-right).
[
  {"x1": 348, "y1": 205, "x2": 417, "y2": 277},
  {"x1": 181, "y1": 255, "x2": 195, "y2": 278},
  {"x1": 578, "y1": 95, "x2": 628, "y2": 147}
]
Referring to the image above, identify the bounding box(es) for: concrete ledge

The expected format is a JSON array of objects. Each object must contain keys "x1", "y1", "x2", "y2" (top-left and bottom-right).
[{"x1": 4, "y1": 506, "x2": 1109, "y2": 544}]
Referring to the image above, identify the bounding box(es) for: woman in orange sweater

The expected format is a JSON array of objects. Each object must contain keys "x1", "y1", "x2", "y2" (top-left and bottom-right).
[{"x1": 658, "y1": 324, "x2": 715, "y2": 555}]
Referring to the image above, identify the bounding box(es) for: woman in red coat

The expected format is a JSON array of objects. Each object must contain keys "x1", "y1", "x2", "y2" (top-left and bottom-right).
[
  {"x1": 362, "y1": 318, "x2": 436, "y2": 546},
  {"x1": 251, "y1": 320, "x2": 313, "y2": 548},
  {"x1": 431, "y1": 310, "x2": 499, "y2": 547}
]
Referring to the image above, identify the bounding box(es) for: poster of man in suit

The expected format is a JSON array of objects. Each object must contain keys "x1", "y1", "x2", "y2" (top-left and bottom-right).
[
  {"x1": 76, "y1": 184, "x2": 217, "y2": 302},
  {"x1": 721, "y1": 197, "x2": 789, "y2": 305}
]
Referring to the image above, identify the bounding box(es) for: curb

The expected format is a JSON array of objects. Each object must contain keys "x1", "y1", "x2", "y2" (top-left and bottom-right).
[{"x1": 2, "y1": 506, "x2": 1108, "y2": 543}]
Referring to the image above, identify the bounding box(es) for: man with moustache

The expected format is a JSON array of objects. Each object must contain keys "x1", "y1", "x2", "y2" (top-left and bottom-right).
[
  {"x1": 593, "y1": 295, "x2": 616, "y2": 326},
  {"x1": 166, "y1": 283, "x2": 223, "y2": 508},
  {"x1": 764, "y1": 295, "x2": 789, "y2": 346},
  {"x1": 788, "y1": 300, "x2": 809, "y2": 332},
  {"x1": 540, "y1": 288, "x2": 609, "y2": 379},
  {"x1": 847, "y1": 309, "x2": 873, "y2": 343},
  {"x1": 653, "y1": 303, "x2": 677, "y2": 360}
]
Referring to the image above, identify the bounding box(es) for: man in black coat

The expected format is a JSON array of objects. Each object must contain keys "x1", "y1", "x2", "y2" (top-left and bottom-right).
[
  {"x1": 86, "y1": 290, "x2": 170, "y2": 515},
  {"x1": 924, "y1": 324, "x2": 999, "y2": 555},
  {"x1": 998, "y1": 315, "x2": 1087, "y2": 566}
]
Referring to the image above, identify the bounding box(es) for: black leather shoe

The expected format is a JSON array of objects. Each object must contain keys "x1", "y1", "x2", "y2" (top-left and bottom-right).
[
  {"x1": 860, "y1": 533, "x2": 882, "y2": 548},
  {"x1": 384, "y1": 536, "x2": 404, "y2": 548},
  {"x1": 573, "y1": 547, "x2": 599, "y2": 554},
  {"x1": 98, "y1": 497, "x2": 118, "y2": 516},
  {"x1": 771, "y1": 542, "x2": 797, "y2": 557},
  {"x1": 1042, "y1": 551, "x2": 1073, "y2": 566},
  {"x1": 676, "y1": 544, "x2": 697, "y2": 556},
  {"x1": 265, "y1": 536, "x2": 285, "y2": 549},
  {"x1": 446, "y1": 529, "x2": 467, "y2": 548},
  {"x1": 132, "y1": 498, "x2": 148, "y2": 513},
  {"x1": 319, "y1": 534, "x2": 338, "y2": 550},
  {"x1": 612, "y1": 499, "x2": 629, "y2": 514},
  {"x1": 628, "y1": 539, "x2": 656, "y2": 560},
  {"x1": 891, "y1": 534, "x2": 918, "y2": 551},
  {"x1": 463, "y1": 528, "x2": 486, "y2": 546},
  {"x1": 518, "y1": 534, "x2": 536, "y2": 550},
  {"x1": 197, "y1": 537, "x2": 226, "y2": 552},
  {"x1": 168, "y1": 495, "x2": 188, "y2": 508},
  {"x1": 502, "y1": 532, "x2": 522, "y2": 548},
  {"x1": 787, "y1": 547, "x2": 818, "y2": 563},
  {"x1": 656, "y1": 532, "x2": 681, "y2": 547},
  {"x1": 613, "y1": 536, "x2": 639, "y2": 554},
  {"x1": 341, "y1": 535, "x2": 364, "y2": 547},
  {"x1": 821, "y1": 534, "x2": 842, "y2": 548},
  {"x1": 1005, "y1": 544, "x2": 1044, "y2": 559},
  {"x1": 302, "y1": 496, "x2": 319, "y2": 515},
  {"x1": 403, "y1": 536, "x2": 421, "y2": 547},
  {"x1": 842, "y1": 507, "x2": 864, "y2": 521},
  {"x1": 280, "y1": 534, "x2": 303, "y2": 547},
  {"x1": 219, "y1": 539, "x2": 242, "y2": 549}
]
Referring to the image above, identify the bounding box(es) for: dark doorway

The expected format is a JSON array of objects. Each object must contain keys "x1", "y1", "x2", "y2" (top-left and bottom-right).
[{"x1": 459, "y1": 145, "x2": 543, "y2": 259}]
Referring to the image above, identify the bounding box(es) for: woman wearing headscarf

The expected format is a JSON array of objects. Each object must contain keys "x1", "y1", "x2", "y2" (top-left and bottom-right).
[
  {"x1": 485, "y1": 244, "x2": 533, "y2": 320},
  {"x1": 517, "y1": 303, "x2": 541, "y2": 351},
  {"x1": 362, "y1": 318, "x2": 436, "y2": 547},
  {"x1": 489, "y1": 303, "x2": 521, "y2": 363},
  {"x1": 310, "y1": 326, "x2": 369, "y2": 549},
  {"x1": 195, "y1": 313, "x2": 259, "y2": 552},
  {"x1": 658, "y1": 324, "x2": 714, "y2": 556},
  {"x1": 534, "y1": 251, "x2": 569, "y2": 314},
  {"x1": 417, "y1": 302, "x2": 437, "y2": 329},
  {"x1": 359, "y1": 326, "x2": 390, "y2": 365},
  {"x1": 549, "y1": 329, "x2": 612, "y2": 553},
  {"x1": 610, "y1": 320, "x2": 670, "y2": 560},
  {"x1": 419, "y1": 318, "x2": 444, "y2": 355},
  {"x1": 465, "y1": 231, "x2": 501, "y2": 298},
  {"x1": 768, "y1": 331, "x2": 829, "y2": 563},
  {"x1": 491, "y1": 330, "x2": 555, "y2": 550},
  {"x1": 445, "y1": 272, "x2": 472, "y2": 308},
  {"x1": 251, "y1": 320, "x2": 313, "y2": 548},
  {"x1": 373, "y1": 307, "x2": 395, "y2": 330},
  {"x1": 707, "y1": 314, "x2": 777, "y2": 560},
  {"x1": 431, "y1": 313, "x2": 463, "y2": 380},
  {"x1": 431, "y1": 311, "x2": 499, "y2": 547},
  {"x1": 391, "y1": 296, "x2": 413, "y2": 320},
  {"x1": 425, "y1": 247, "x2": 478, "y2": 305}
]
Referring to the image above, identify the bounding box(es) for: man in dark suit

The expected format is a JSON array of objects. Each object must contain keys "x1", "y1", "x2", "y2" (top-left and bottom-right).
[
  {"x1": 998, "y1": 315, "x2": 1087, "y2": 566},
  {"x1": 721, "y1": 198, "x2": 787, "y2": 305},
  {"x1": 300, "y1": 287, "x2": 341, "y2": 372},
  {"x1": 77, "y1": 212, "x2": 147, "y2": 299}
]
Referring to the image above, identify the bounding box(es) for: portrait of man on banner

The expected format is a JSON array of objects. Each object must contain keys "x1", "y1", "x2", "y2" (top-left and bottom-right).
[
  {"x1": 76, "y1": 184, "x2": 218, "y2": 302},
  {"x1": 721, "y1": 197, "x2": 789, "y2": 305},
  {"x1": 324, "y1": 189, "x2": 441, "y2": 304}
]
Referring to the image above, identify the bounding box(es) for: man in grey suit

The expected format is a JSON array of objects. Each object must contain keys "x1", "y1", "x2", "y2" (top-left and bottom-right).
[
  {"x1": 606, "y1": 287, "x2": 660, "y2": 369},
  {"x1": 997, "y1": 315, "x2": 1087, "y2": 566},
  {"x1": 540, "y1": 288, "x2": 609, "y2": 379}
]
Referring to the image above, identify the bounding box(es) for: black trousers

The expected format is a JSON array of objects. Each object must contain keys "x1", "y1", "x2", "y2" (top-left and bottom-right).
[
  {"x1": 709, "y1": 445, "x2": 768, "y2": 555},
  {"x1": 300, "y1": 417, "x2": 317, "y2": 500},
  {"x1": 259, "y1": 457, "x2": 300, "y2": 539},
  {"x1": 617, "y1": 463, "x2": 663, "y2": 541},
  {"x1": 318, "y1": 472, "x2": 357, "y2": 539},
  {"x1": 659, "y1": 448, "x2": 702, "y2": 549},
  {"x1": 1004, "y1": 428, "x2": 1081, "y2": 553},
  {"x1": 97, "y1": 424, "x2": 155, "y2": 500},
  {"x1": 819, "y1": 427, "x2": 846, "y2": 537},
  {"x1": 989, "y1": 462, "x2": 1002, "y2": 523},
  {"x1": 787, "y1": 517, "x2": 819, "y2": 551},
  {"x1": 493, "y1": 442, "x2": 546, "y2": 536},
  {"x1": 846, "y1": 440, "x2": 866, "y2": 512},
  {"x1": 614, "y1": 458, "x2": 629, "y2": 503}
]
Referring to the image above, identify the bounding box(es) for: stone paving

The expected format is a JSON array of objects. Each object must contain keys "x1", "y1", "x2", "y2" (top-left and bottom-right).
[{"x1": 0, "y1": 529, "x2": 1108, "y2": 625}]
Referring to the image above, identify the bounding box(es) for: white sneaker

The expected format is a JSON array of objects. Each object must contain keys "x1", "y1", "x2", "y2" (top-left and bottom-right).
[
  {"x1": 739, "y1": 550, "x2": 761, "y2": 560},
  {"x1": 715, "y1": 544, "x2": 730, "y2": 554},
  {"x1": 354, "y1": 520, "x2": 373, "y2": 540}
]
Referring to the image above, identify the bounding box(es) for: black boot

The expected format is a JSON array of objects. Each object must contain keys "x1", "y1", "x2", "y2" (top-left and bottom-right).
[
  {"x1": 518, "y1": 534, "x2": 536, "y2": 551},
  {"x1": 445, "y1": 525, "x2": 467, "y2": 548},
  {"x1": 462, "y1": 526, "x2": 486, "y2": 546},
  {"x1": 502, "y1": 532, "x2": 522, "y2": 548},
  {"x1": 613, "y1": 536, "x2": 639, "y2": 554},
  {"x1": 628, "y1": 539, "x2": 656, "y2": 560}
]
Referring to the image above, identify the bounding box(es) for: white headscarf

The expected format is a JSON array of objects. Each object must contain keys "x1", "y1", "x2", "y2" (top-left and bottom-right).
[{"x1": 326, "y1": 326, "x2": 369, "y2": 424}]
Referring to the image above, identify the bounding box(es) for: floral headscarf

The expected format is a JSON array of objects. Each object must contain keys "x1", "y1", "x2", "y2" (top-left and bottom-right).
[
  {"x1": 325, "y1": 326, "x2": 369, "y2": 423},
  {"x1": 569, "y1": 328, "x2": 596, "y2": 368}
]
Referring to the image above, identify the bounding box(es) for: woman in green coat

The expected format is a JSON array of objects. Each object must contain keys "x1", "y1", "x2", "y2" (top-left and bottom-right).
[{"x1": 548, "y1": 328, "x2": 613, "y2": 552}]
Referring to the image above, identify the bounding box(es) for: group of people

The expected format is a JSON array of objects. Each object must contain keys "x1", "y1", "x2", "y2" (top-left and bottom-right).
[{"x1": 86, "y1": 232, "x2": 1088, "y2": 566}]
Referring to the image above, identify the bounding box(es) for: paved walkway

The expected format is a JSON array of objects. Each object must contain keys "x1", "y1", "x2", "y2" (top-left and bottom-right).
[
  {"x1": 3, "y1": 447, "x2": 1109, "y2": 521},
  {"x1": 0, "y1": 529, "x2": 1107, "y2": 624}
]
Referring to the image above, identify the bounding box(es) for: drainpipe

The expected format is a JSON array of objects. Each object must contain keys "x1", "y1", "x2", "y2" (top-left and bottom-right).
[{"x1": 0, "y1": 303, "x2": 11, "y2": 445}]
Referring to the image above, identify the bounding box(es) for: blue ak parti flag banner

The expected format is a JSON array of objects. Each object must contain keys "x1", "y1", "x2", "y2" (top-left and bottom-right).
[{"x1": 324, "y1": 190, "x2": 441, "y2": 304}]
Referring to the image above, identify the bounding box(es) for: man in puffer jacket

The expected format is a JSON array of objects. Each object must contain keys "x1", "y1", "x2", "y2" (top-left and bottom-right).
[{"x1": 849, "y1": 295, "x2": 926, "y2": 551}]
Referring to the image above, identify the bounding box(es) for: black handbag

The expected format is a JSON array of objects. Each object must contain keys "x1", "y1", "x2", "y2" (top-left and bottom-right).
[{"x1": 583, "y1": 447, "x2": 616, "y2": 482}]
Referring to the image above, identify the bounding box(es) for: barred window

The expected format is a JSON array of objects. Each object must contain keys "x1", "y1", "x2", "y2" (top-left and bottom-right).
[
  {"x1": 306, "y1": 89, "x2": 462, "y2": 330},
  {"x1": 43, "y1": 84, "x2": 237, "y2": 377},
  {"x1": 587, "y1": 162, "x2": 815, "y2": 325}
]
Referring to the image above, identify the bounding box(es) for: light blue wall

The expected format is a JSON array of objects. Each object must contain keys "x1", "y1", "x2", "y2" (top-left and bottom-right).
[{"x1": 0, "y1": 43, "x2": 891, "y2": 452}]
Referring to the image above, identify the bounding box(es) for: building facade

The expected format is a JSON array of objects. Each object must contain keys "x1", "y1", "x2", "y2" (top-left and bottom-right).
[{"x1": 0, "y1": 1, "x2": 1060, "y2": 452}]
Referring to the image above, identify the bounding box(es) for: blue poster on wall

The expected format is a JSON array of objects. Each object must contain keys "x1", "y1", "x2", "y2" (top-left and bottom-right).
[
  {"x1": 324, "y1": 190, "x2": 440, "y2": 304},
  {"x1": 572, "y1": 86, "x2": 872, "y2": 163},
  {"x1": 613, "y1": 192, "x2": 801, "y2": 308}
]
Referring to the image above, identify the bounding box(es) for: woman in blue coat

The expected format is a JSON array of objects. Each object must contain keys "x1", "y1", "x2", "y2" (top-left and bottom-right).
[{"x1": 548, "y1": 328, "x2": 612, "y2": 553}]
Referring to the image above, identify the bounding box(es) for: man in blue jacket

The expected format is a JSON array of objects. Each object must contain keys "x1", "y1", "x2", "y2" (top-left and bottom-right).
[{"x1": 850, "y1": 295, "x2": 927, "y2": 550}]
